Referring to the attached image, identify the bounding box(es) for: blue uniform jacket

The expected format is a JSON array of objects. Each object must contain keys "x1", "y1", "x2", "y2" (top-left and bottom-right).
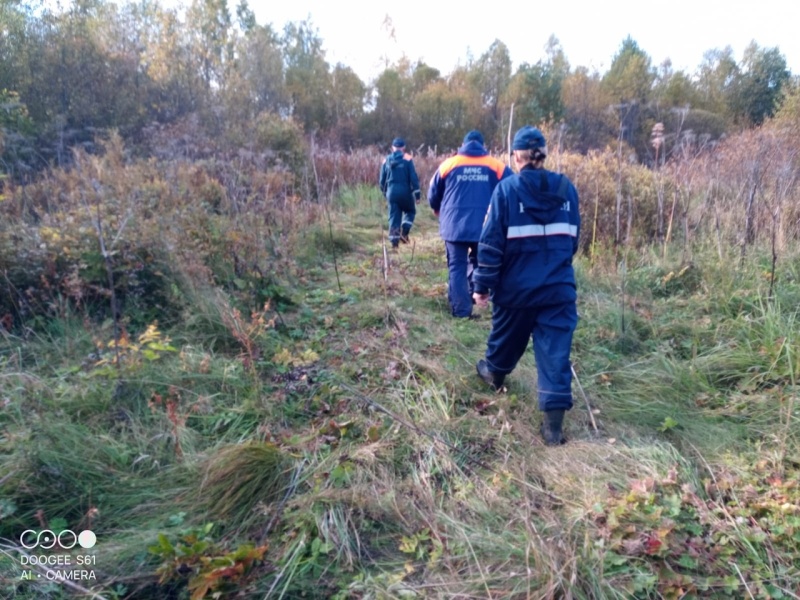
[
  {"x1": 427, "y1": 141, "x2": 511, "y2": 242},
  {"x1": 379, "y1": 151, "x2": 421, "y2": 203},
  {"x1": 473, "y1": 166, "x2": 580, "y2": 308}
]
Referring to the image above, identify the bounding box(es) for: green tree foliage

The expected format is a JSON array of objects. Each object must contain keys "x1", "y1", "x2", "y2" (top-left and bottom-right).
[
  {"x1": 31, "y1": 3, "x2": 154, "y2": 157},
  {"x1": 732, "y1": 42, "x2": 790, "y2": 126},
  {"x1": 282, "y1": 19, "x2": 332, "y2": 132},
  {"x1": 411, "y1": 80, "x2": 476, "y2": 151},
  {"x1": 234, "y1": 0, "x2": 255, "y2": 32},
  {"x1": 0, "y1": 0, "x2": 796, "y2": 171},
  {"x1": 603, "y1": 36, "x2": 655, "y2": 105},
  {"x1": 361, "y1": 59, "x2": 450, "y2": 148},
  {"x1": 647, "y1": 62, "x2": 713, "y2": 162},
  {"x1": 330, "y1": 64, "x2": 366, "y2": 123},
  {"x1": 652, "y1": 61, "x2": 700, "y2": 111},
  {"x1": 361, "y1": 63, "x2": 413, "y2": 146},
  {"x1": 772, "y1": 79, "x2": 800, "y2": 133},
  {"x1": 186, "y1": 0, "x2": 233, "y2": 91},
  {"x1": 468, "y1": 39, "x2": 512, "y2": 142},
  {"x1": 139, "y1": 3, "x2": 205, "y2": 120},
  {"x1": 602, "y1": 37, "x2": 655, "y2": 151},
  {"x1": 562, "y1": 67, "x2": 615, "y2": 153},
  {"x1": 220, "y1": 21, "x2": 284, "y2": 130},
  {"x1": 695, "y1": 44, "x2": 790, "y2": 130},
  {"x1": 0, "y1": 89, "x2": 36, "y2": 176},
  {"x1": 252, "y1": 111, "x2": 306, "y2": 173},
  {"x1": 411, "y1": 62, "x2": 441, "y2": 95},
  {"x1": 329, "y1": 63, "x2": 366, "y2": 148},
  {"x1": 695, "y1": 47, "x2": 739, "y2": 121},
  {"x1": 0, "y1": 0, "x2": 32, "y2": 93},
  {"x1": 503, "y1": 36, "x2": 569, "y2": 131}
]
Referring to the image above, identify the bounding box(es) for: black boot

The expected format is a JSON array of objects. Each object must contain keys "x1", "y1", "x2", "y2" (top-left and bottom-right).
[
  {"x1": 476, "y1": 359, "x2": 505, "y2": 391},
  {"x1": 540, "y1": 409, "x2": 566, "y2": 446}
]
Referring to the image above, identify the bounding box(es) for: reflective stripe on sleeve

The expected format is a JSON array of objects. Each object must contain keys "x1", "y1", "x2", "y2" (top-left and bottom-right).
[{"x1": 507, "y1": 223, "x2": 577, "y2": 238}]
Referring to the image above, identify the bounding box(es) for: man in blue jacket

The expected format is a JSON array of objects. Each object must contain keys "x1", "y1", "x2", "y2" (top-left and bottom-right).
[
  {"x1": 428, "y1": 130, "x2": 511, "y2": 318},
  {"x1": 472, "y1": 126, "x2": 580, "y2": 445},
  {"x1": 379, "y1": 137, "x2": 421, "y2": 248}
]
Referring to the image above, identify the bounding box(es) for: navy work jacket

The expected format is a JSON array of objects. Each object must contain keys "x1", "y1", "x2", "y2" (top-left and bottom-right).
[
  {"x1": 472, "y1": 166, "x2": 581, "y2": 308},
  {"x1": 427, "y1": 141, "x2": 511, "y2": 242},
  {"x1": 379, "y1": 151, "x2": 421, "y2": 203}
]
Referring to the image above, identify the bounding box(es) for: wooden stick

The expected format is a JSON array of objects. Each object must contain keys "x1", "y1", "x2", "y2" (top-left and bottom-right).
[{"x1": 571, "y1": 364, "x2": 598, "y2": 432}]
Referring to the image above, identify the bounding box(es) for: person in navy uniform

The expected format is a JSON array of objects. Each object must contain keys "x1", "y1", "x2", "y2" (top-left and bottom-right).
[
  {"x1": 379, "y1": 137, "x2": 421, "y2": 248},
  {"x1": 427, "y1": 130, "x2": 511, "y2": 319},
  {"x1": 472, "y1": 126, "x2": 580, "y2": 445}
]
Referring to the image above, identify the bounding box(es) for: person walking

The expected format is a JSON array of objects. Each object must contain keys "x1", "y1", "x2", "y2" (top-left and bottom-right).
[
  {"x1": 379, "y1": 137, "x2": 421, "y2": 248},
  {"x1": 427, "y1": 130, "x2": 511, "y2": 319},
  {"x1": 472, "y1": 126, "x2": 581, "y2": 445}
]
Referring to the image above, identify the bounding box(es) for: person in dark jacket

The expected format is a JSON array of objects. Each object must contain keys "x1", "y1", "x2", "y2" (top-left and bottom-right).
[
  {"x1": 472, "y1": 126, "x2": 580, "y2": 445},
  {"x1": 379, "y1": 137, "x2": 421, "y2": 248},
  {"x1": 428, "y1": 130, "x2": 511, "y2": 318}
]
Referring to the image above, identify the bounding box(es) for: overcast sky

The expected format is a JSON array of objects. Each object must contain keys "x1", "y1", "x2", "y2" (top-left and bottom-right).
[{"x1": 245, "y1": 0, "x2": 800, "y2": 82}]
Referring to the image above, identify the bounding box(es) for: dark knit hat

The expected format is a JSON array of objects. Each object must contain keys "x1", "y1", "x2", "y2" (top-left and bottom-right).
[
  {"x1": 463, "y1": 130, "x2": 484, "y2": 145},
  {"x1": 392, "y1": 137, "x2": 406, "y2": 148},
  {"x1": 511, "y1": 126, "x2": 547, "y2": 154}
]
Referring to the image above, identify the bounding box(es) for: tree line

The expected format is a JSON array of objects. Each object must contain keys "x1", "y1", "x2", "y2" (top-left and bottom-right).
[{"x1": 0, "y1": 0, "x2": 796, "y2": 181}]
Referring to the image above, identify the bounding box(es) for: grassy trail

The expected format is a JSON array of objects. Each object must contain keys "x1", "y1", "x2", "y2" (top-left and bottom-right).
[{"x1": 1, "y1": 185, "x2": 799, "y2": 599}]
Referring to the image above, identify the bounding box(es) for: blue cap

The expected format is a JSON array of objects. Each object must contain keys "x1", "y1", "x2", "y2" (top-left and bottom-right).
[
  {"x1": 463, "y1": 130, "x2": 484, "y2": 145},
  {"x1": 511, "y1": 126, "x2": 547, "y2": 153},
  {"x1": 392, "y1": 137, "x2": 405, "y2": 148}
]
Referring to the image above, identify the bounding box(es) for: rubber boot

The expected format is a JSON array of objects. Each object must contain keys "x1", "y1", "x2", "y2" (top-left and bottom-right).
[
  {"x1": 476, "y1": 359, "x2": 505, "y2": 391},
  {"x1": 540, "y1": 409, "x2": 566, "y2": 446}
]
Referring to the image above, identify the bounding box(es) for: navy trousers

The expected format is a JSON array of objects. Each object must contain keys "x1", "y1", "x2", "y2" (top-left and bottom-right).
[
  {"x1": 483, "y1": 302, "x2": 578, "y2": 411},
  {"x1": 445, "y1": 241, "x2": 478, "y2": 317},
  {"x1": 388, "y1": 196, "x2": 416, "y2": 244}
]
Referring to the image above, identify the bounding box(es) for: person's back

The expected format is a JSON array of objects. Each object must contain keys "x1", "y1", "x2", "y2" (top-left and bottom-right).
[
  {"x1": 378, "y1": 137, "x2": 421, "y2": 248},
  {"x1": 381, "y1": 150, "x2": 415, "y2": 203},
  {"x1": 428, "y1": 133, "x2": 510, "y2": 243},
  {"x1": 476, "y1": 166, "x2": 579, "y2": 309},
  {"x1": 427, "y1": 130, "x2": 511, "y2": 318}
]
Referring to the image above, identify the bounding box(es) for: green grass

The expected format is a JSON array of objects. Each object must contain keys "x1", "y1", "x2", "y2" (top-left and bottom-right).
[
  {"x1": 1, "y1": 185, "x2": 799, "y2": 599},
  {"x1": 198, "y1": 442, "x2": 294, "y2": 536}
]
